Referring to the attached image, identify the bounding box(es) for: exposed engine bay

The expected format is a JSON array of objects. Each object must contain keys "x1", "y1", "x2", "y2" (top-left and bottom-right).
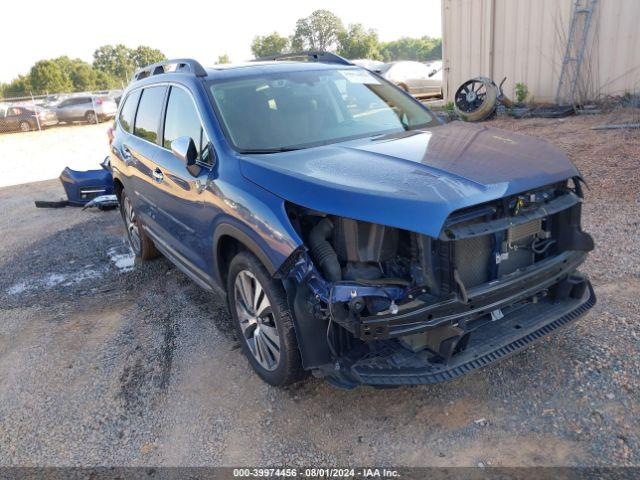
[{"x1": 282, "y1": 178, "x2": 595, "y2": 387}]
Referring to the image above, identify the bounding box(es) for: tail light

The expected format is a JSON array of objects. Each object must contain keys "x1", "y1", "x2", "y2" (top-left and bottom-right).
[
  {"x1": 107, "y1": 126, "x2": 114, "y2": 146},
  {"x1": 95, "y1": 98, "x2": 103, "y2": 105}
]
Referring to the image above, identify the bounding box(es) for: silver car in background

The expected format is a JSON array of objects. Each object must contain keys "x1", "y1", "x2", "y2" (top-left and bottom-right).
[
  {"x1": 55, "y1": 95, "x2": 117, "y2": 124},
  {"x1": 379, "y1": 60, "x2": 442, "y2": 98}
]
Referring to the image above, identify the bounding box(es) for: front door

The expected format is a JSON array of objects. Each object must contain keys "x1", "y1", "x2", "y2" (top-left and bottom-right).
[{"x1": 150, "y1": 85, "x2": 217, "y2": 273}]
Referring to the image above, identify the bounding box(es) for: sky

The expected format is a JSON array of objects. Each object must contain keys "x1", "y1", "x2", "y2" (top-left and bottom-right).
[{"x1": 0, "y1": 0, "x2": 442, "y2": 83}]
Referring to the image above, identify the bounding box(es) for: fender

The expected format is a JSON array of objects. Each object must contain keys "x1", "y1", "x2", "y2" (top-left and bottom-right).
[
  {"x1": 212, "y1": 222, "x2": 279, "y2": 286},
  {"x1": 214, "y1": 223, "x2": 329, "y2": 369}
]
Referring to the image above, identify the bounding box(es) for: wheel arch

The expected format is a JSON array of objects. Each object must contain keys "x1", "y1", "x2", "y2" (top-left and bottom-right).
[
  {"x1": 113, "y1": 177, "x2": 124, "y2": 202},
  {"x1": 213, "y1": 223, "x2": 278, "y2": 290}
]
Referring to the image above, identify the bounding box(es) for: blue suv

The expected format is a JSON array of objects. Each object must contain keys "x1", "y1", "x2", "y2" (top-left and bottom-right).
[{"x1": 109, "y1": 54, "x2": 595, "y2": 388}]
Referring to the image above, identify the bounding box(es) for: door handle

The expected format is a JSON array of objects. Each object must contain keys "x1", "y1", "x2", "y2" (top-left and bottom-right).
[
  {"x1": 121, "y1": 145, "x2": 133, "y2": 162},
  {"x1": 152, "y1": 168, "x2": 164, "y2": 182}
]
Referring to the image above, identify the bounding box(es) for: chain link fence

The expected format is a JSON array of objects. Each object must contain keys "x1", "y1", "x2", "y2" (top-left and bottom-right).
[{"x1": 0, "y1": 90, "x2": 122, "y2": 134}]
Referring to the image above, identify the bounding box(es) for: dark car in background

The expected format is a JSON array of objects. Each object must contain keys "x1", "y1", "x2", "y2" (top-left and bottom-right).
[
  {"x1": 0, "y1": 105, "x2": 58, "y2": 132},
  {"x1": 55, "y1": 95, "x2": 117, "y2": 123},
  {"x1": 110, "y1": 55, "x2": 594, "y2": 388}
]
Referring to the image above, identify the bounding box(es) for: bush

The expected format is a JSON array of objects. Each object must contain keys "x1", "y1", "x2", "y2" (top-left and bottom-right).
[{"x1": 515, "y1": 82, "x2": 529, "y2": 104}]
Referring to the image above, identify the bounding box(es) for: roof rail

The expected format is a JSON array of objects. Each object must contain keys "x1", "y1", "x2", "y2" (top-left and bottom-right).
[
  {"x1": 254, "y1": 51, "x2": 353, "y2": 66},
  {"x1": 132, "y1": 58, "x2": 207, "y2": 81}
]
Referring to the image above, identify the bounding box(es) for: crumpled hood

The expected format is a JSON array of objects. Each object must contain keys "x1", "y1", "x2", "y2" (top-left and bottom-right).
[{"x1": 239, "y1": 121, "x2": 579, "y2": 238}]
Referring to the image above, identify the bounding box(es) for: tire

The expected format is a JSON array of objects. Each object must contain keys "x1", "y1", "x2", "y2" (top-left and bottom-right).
[
  {"x1": 227, "y1": 251, "x2": 305, "y2": 386},
  {"x1": 119, "y1": 189, "x2": 159, "y2": 261},
  {"x1": 19, "y1": 121, "x2": 31, "y2": 132},
  {"x1": 85, "y1": 111, "x2": 97, "y2": 124}
]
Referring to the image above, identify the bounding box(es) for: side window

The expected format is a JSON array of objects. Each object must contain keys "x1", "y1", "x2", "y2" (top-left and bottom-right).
[
  {"x1": 163, "y1": 86, "x2": 213, "y2": 165},
  {"x1": 134, "y1": 86, "x2": 167, "y2": 144},
  {"x1": 118, "y1": 90, "x2": 141, "y2": 133}
]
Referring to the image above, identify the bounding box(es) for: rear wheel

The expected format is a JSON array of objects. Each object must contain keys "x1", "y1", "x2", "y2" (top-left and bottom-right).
[
  {"x1": 120, "y1": 190, "x2": 158, "y2": 261},
  {"x1": 19, "y1": 121, "x2": 31, "y2": 132},
  {"x1": 85, "y1": 111, "x2": 97, "y2": 124},
  {"x1": 227, "y1": 251, "x2": 305, "y2": 386}
]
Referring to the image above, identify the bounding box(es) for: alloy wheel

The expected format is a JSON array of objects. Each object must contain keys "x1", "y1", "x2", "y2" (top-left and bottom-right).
[
  {"x1": 123, "y1": 196, "x2": 141, "y2": 253},
  {"x1": 234, "y1": 270, "x2": 281, "y2": 371},
  {"x1": 19, "y1": 121, "x2": 30, "y2": 132}
]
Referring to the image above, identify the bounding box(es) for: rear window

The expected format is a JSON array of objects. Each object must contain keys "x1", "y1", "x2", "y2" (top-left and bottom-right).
[
  {"x1": 134, "y1": 86, "x2": 167, "y2": 144},
  {"x1": 118, "y1": 90, "x2": 141, "y2": 133}
]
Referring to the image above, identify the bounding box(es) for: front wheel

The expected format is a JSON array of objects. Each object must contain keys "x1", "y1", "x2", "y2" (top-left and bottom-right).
[
  {"x1": 227, "y1": 251, "x2": 305, "y2": 386},
  {"x1": 119, "y1": 190, "x2": 159, "y2": 260},
  {"x1": 19, "y1": 121, "x2": 31, "y2": 132}
]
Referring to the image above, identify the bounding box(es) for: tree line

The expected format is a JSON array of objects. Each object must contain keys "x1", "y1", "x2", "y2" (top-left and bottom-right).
[
  {"x1": 1, "y1": 9, "x2": 441, "y2": 99},
  {"x1": 251, "y1": 10, "x2": 441, "y2": 63},
  {"x1": 1, "y1": 45, "x2": 165, "y2": 98}
]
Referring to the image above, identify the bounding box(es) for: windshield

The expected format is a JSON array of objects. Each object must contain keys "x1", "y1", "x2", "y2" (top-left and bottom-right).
[{"x1": 208, "y1": 68, "x2": 438, "y2": 153}]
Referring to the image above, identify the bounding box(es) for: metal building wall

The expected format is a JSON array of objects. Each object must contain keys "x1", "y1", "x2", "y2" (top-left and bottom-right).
[{"x1": 442, "y1": 0, "x2": 640, "y2": 103}]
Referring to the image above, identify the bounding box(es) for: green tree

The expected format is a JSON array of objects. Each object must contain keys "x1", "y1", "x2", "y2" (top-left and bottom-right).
[
  {"x1": 29, "y1": 60, "x2": 73, "y2": 94},
  {"x1": 131, "y1": 46, "x2": 166, "y2": 69},
  {"x1": 1, "y1": 75, "x2": 32, "y2": 98},
  {"x1": 291, "y1": 9, "x2": 344, "y2": 51},
  {"x1": 337, "y1": 23, "x2": 381, "y2": 60},
  {"x1": 93, "y1": 44, "x2": 166, "y2": 83},
  {"x1": 94, "y1": 70, "x2": 119, "y2": 90},
  {"x1": 251, "y1": 32, "x2": 290, "y2": 58},
  {"x1": 68, "y1": 61, "x2": 97, "y2": 91},
  {"x1": 380, "y1": 36, "x2": 442, "y2": 62},
  {"x1": 216, "y1": 54, "x2": 230, "y2": 64},
  {"x1": 93, "y1": 44, "x2": 136, "y2": 82}
]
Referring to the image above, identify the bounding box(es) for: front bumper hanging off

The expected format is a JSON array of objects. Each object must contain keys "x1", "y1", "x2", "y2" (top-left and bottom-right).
[
  {"x1": 339, "y1": 281, "x2": 595, "y2": 387},
  {"x1": 284, "y1": 248, "x2": 595, "y2": 387}
]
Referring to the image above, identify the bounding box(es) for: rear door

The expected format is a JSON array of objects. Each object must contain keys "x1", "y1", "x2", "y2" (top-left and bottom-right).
[
  {"x1": 150, "y1": 84, "x2": 216, "y2": 272},
  {"x1": 125, "y1": 86, "x2": 168, "y2": 233}
]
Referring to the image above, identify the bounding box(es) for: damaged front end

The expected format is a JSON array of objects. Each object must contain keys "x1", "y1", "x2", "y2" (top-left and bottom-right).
[{"x1": 279, "y1": 178, "x2": 596, "y2": 388}]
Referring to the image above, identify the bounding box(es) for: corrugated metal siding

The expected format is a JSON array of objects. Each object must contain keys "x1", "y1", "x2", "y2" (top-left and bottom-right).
[{"x1": 442, "y1": 0, "x2": 640, "y2": 103}]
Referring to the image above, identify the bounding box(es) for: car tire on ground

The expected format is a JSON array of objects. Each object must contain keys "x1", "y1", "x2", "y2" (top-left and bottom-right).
[
  {"x1": 19, "y1": 121, "x2": 32, "y2": 132},
  {"x1": 119, "y1": 190, "x2": 159, "y2": 261},
  {"x1": 85, "y1": 111, "x2": 97, "y2": 124},
  {"x1": 227, "y1": 251, "x2": 306, "y2": 387}
]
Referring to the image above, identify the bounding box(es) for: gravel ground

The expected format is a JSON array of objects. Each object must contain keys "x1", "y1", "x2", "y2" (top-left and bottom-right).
[{"x1": 0, "y1": 112, "x2": 638, "y2": 467}]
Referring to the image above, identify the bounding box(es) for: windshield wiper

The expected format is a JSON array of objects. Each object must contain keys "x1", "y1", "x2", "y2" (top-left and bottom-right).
[{"x1": 239, "y1": 147, "x2": 303, "y2": 154}]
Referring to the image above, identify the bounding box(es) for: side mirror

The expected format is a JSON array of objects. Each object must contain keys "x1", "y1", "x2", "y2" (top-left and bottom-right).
[{"x1": 171, "y1": 136, "x2": 201, "y2": 176}]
